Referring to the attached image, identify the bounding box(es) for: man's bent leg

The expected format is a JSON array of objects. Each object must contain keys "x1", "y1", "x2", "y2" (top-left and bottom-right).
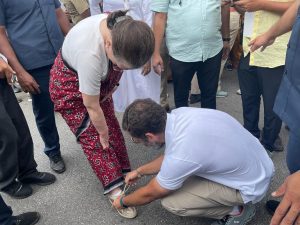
[{"x1": 161, "y1": 177, "x2": 244, "y2": 219}]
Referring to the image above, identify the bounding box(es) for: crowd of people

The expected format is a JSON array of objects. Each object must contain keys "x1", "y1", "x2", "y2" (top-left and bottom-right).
[{"x1": 0, "y1": 0, "x2": 299, "y2": 225}]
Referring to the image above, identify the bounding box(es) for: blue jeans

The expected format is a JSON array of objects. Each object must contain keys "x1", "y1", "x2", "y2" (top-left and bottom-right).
[
  {"x1": 0, "y1": 195, "x2": 13, "y2": 225},
  {"x1": 27, "y1": 65, "x2": 61, "y2": 157},
  {"x1": 286, "y1": 131, "x2": 300, "y2": 174}
]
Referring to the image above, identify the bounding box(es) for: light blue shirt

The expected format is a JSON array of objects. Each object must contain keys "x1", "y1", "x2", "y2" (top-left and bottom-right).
[{"x1": 151, "y1": 0, "x2": 223, "y2": 62}]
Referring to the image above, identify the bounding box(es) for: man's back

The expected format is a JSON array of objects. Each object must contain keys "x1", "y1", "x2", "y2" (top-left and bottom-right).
[{"x1": 158, "y1": 108, "x2": 274, "y2": 204}]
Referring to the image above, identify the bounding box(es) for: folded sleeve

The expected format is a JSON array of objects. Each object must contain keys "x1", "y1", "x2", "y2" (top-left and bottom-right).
[
  {"x1": 151, "y1": 0, "x2": 169, "y2": 13},
  {"x1": 156, "y1": 157, "x2": 202, "y2": 190}
]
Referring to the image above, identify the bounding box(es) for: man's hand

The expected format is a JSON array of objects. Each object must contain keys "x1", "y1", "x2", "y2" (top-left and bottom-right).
[
  {"x1": 152, "y1": 53, "x2": 164, "y2": 75},
  {"x1": 222, "y1": 41, "x2": 231, "y2": 60},
  {"x1": 0, "y1": 58, "x2": 15, "y2": 85},
  {"x1": 234, "y1": 0, "x2": 264, "y2": 12},
  {"x1": 141, "y1": 60, "x2": 151, "y2": 76},
  {"x1": 17, "y1": 71, "x2": 40, "y2": 94},
  {"x1": 270, "y1": 171, "x2": 300, "y2": 225},
  {"x1": 125, "y1": 170, "x2": 141, "y2": 185},
  {"x1": 113, "y1": 195, "x2": 124, "y2": 209},
  {"x1": 248, "y1": 31, "x2": 275, "y2": 52}
]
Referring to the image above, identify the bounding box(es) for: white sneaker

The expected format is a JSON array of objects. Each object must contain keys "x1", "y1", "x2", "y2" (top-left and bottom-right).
[{"x1": 108, "y1": 191, "x2": 137, "y2": 219}]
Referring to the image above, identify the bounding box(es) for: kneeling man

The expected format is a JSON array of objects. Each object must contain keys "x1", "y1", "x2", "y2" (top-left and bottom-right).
[{"x1": 113, "y1": 99, "x2": 274, "y2": 225}]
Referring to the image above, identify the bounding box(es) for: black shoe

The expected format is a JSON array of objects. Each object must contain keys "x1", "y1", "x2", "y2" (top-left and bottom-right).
[
  {"x1": 49, "y1": 154, "x2": 66, "y2": 174},
  {"x1": 2, "y1": 181, "x2": 32, "y2": 199},
  {"x1": 19, "y1": 171, "x2": 56, "y2": 186},
  {"x1": 266, "y1": 200, "x2": 280, "y2": 215},
  {"x1": 12, "y1": 212, "x2": 40, "y2": 225},
  {"x1": 189, "y1": 94, "x2": 201, "y2": 104}
]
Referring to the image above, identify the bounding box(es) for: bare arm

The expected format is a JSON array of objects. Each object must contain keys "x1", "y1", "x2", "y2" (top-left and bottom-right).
[
  {"x1": 0, "y1": 27, "x2": 40, "y2": 93},
  {"x1": 221, "y1": 3, "x2": 230, "y2": 59},
  {"x1": 82, "y1": 93, "x2": 109, "y2": 149},
  {"x1": 113, "y1": 177, "x2": 171, "y2": 208},
  {"x1": 234, "y1": 0, "x2": 294, "y2": 14},
  {"x1": 125, "y1": 155, "x2": 164, "y2": 185},
  {"x1": 152, "y1": 12, "x2": 167, "y2": 74},
  {"x1": 56, "y1": 8, "x2": 71, "y2": 36},
  {"x1": 249, "y1": 0, "x2": 299, "y2": 52}
]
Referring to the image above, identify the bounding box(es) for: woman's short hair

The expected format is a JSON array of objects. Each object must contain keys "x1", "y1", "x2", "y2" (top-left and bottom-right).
[{"x1": 107, "y1": 10, "x2": 155, "y2": 68}]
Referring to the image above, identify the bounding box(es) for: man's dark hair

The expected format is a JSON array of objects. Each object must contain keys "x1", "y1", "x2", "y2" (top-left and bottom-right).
[{"x1": 122, "y1": 99, "x2": 167, "y2": 139}]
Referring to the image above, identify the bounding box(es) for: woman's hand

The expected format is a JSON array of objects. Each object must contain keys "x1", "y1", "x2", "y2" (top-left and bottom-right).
[
  {"x1": 99, "y1": 125, "x2": 109, "y2": 149},
  {"x1": 141, "y1": 60, "x2": 151, "y2": 76}
]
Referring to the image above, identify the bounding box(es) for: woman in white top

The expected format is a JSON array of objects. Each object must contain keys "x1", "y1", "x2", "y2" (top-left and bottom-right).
[
  {"x1": 104, "y1": 0, "x2": 161, "y2": 112},
  {"x1": 49, "y1": 10, "x2": 154, "y2": 218}
]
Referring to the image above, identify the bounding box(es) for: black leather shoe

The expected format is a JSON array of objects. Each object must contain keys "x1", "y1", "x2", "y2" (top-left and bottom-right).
[
  {"x1": 266, "y1": 200, "x2": 280, "y2": 215},
  {"x1": 19, "y1": 171, "x2": 56, "y2": 186},
  {"x1": 2, "y1": 181, "x2": 32, "y2": 199},
  {"x1": 12, "y1": 212, "x2": 40, "y2": 225},
  {"x1": 49, "y1": 154, "x2": 66, "y2": 174}
]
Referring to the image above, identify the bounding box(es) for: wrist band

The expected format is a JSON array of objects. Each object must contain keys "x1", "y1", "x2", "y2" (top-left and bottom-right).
[{"x1": 120, "y1": 196, "x2": 128, "y2": 208}]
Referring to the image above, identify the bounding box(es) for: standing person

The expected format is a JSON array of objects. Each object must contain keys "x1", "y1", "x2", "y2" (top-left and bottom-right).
[
  {"x1": 151, "y1": 0, "x2": 230, "y2": 109},
  {"x1": 190, "y1": 7, "x2": 241, "y2": 101},
  {"x1": 60, "y1": 0, "x2": 90, "y2": 24},
  {"x1": 249, "y1": 1, "x2": 300, "y2": 222},
  {"x1": 234, "y1": 0, "x2": 293, "y2": 154},
  {"x1": 113, "y1": 99, "x2": 274, "y2": 225},
  {"x1": 49, "y1": 10, "x2": 154, "y2": 218},
  {"x1": 103, "y1": 0, "x2": 160, "y2": 112},
  {"x1": 0, "y1": 54, "x2": 55, "y2": 199},
  {"x1": 0, "y1": 0, "x2": 71, "y2": 173}
]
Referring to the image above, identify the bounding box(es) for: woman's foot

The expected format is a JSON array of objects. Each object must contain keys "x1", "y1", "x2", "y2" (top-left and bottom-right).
[{"x1": 108, "y1": 189, "x2": 137, "y2": 219}]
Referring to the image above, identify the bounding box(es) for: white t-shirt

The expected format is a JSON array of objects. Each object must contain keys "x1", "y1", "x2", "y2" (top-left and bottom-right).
[
  {"x1": 62, "y1": 14, "x2": 108, "y2": 95},
  {"x1": 156, "y1": 108, "x2": 274, "y2": 204}
]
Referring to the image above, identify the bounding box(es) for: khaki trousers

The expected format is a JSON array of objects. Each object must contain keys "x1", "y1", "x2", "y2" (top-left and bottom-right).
[{"x1": 161, "y1": 176, "x2": 244, "y2": 219}]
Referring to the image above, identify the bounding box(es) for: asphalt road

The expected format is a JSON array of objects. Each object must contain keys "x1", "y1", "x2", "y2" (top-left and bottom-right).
[{"x1": 2, "y1": 69, "x2": 290, "y2": 225}]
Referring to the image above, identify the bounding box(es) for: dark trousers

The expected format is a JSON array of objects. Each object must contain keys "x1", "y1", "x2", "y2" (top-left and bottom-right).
[
  {"x1": 0, "y1": 79, "x2": 37, "y2": 190},
  {"x1": 0, "y1": 195, "x2": 13, "y2": 225},
  {"x1": 238, "y1": 54, "x2": 283, "y2": 150},
  {"x1": 170, "y1": 50, "x2": 222, "y2": 108},
  {"x1": 27, "y1": 65, "x2": 60, "y2": 157},
  {"x1": 287, "y1": 131, "x2": 300, "y2": 174}
]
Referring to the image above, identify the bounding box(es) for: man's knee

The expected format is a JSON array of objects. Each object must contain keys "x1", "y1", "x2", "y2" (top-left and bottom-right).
[{"x1": 161, "y1": 197, "x2": 187, "y2": 216}]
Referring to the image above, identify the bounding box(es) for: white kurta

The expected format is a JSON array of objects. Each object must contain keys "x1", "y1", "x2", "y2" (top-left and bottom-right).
[{"x1": 104, "y1": 0, "x2": 161, "y2": 112}]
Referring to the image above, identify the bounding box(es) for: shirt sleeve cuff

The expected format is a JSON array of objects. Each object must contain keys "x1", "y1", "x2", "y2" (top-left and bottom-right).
[{"x1": 151, "y1": 2, "x2": 168, "y2": 13}]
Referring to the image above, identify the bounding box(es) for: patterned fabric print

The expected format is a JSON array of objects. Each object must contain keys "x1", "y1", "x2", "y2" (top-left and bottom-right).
[{"x1": 49, "y1": 53, "x2": 131, "y2": 193}]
